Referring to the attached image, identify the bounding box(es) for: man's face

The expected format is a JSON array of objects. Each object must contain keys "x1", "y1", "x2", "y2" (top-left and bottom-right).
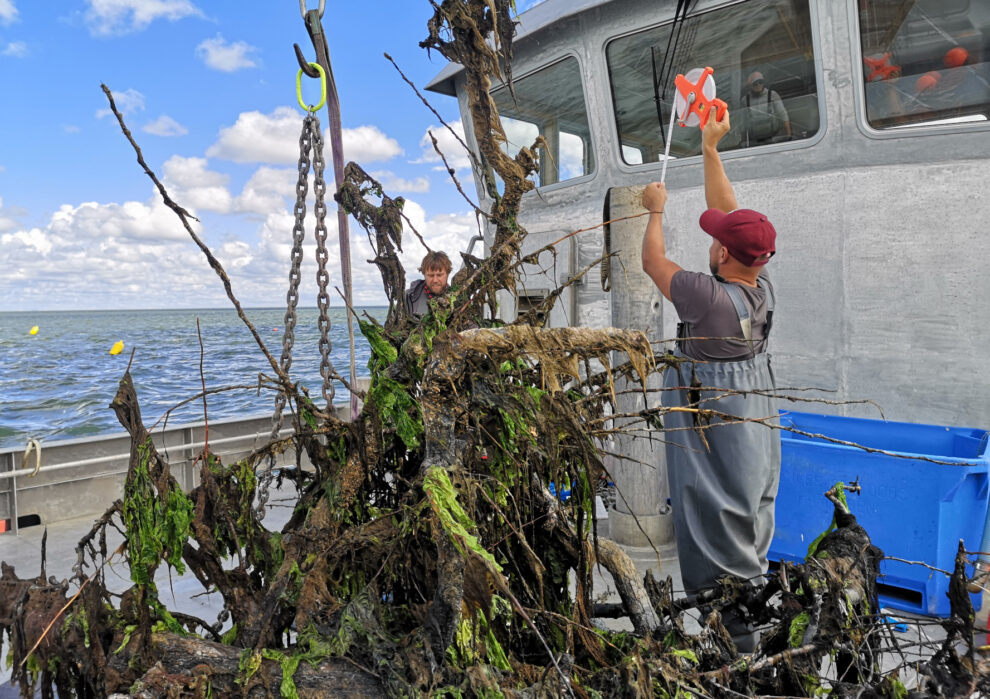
[
  {"x1": 424, "y1": 267, "x2": 449, "y2": 294},
  {"x1": 749, "y1": 78, "x2": 766, "y2": 94}
]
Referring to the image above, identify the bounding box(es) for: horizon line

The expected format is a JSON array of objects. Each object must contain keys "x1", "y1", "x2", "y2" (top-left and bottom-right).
[{"x1": 1, "y1": 305, "x2": 391, "y2": 314}]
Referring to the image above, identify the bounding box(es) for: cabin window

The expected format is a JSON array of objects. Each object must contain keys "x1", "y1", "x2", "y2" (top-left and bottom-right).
[
  {"x1": 859, "y1": 0, "x2": 990, "y2": 129},
  {"x1": 491, "y1": 57, "x2": 594, "y2": 187},
  {"x1": 606, "y1": 0, "x2": 819, "y2": 164}
]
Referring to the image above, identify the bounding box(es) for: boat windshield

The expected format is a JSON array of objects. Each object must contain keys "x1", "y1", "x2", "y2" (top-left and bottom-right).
[
  {"x1": 491, "y1": 56, "x2": 595, "y2": 188},
  {"x1": 606, "y1": 0, "x2": 820, "y2": 163}
]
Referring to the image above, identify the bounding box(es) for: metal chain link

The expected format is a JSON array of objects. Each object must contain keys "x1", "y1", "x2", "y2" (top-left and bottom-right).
[
  {"x1": 255, "y1": 115, "x2": 316, "y2": 517},
  {"x1": 310, "y1": 119, "x2": 335, "y2": 406}
]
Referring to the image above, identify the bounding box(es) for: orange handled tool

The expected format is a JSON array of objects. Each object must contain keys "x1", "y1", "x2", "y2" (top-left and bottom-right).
[{"x1": 674, "y1": 66, "x2": 727, "y2": 128}]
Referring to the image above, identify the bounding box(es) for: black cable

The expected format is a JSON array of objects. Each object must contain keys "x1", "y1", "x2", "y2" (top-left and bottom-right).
[
  {"x1": 652, "y1": 0, "x2": 697, "y2": 144},
  {"x1": 651, "y1": 46, "x2": 667, "y2": 145},
  {"x1": 656, "y1": 0, "x2": 694, "y2": 100}
]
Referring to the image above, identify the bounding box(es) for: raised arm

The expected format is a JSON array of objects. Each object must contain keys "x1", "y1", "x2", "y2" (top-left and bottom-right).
[
  {"x1": 641, "y1": 182, "x2": 682, "y2": 301},
  {"x1": 701, "y1": 107, "x2": 739, "y2": 213}
]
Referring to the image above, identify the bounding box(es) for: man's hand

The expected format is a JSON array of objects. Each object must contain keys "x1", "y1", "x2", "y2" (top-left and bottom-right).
[
  {"x1": 702, "y1": 106, "x2": 731, "y2": 150},
  {"x1": 642, "y1": 182, "x2": 667, "y2": 213}
]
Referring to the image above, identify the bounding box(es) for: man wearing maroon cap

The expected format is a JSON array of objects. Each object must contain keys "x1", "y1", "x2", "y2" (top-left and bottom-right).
[{"x1": 641, "y1": 106, "x2": 779, "y2": 654}]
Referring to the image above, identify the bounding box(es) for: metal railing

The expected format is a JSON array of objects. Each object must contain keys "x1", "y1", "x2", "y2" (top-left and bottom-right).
[{"x1": 0, "y1": 401, "x2": 357, "y2": 535}]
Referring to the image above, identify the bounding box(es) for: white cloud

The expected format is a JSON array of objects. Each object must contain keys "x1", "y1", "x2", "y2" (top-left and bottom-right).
[
  {"x1": 85, "y1": 0, "x2": 203, "y2": 36},
  {"x1": 143, "y1": 115, "x2": 188, "y2": 137},
  {"x1": 206, "y1": 107, "x2": 403, "y2": 165},
  {"x1": 234, "y1": 166, "x2": 295, "y2": 216},
  {"x1": 206, "y1": 108, "x2": 299, "y2": 164},
  {"x1": 369, "y1": 170, "x2": 430, "y2": 194},
  {"x1": 2, "y1": 227, "x2": 52, "y2": 255},
  {"x1": 196, "y1": 35, "x2": 258, "y2": 72},
  {"x1": 96, "y1": 88, "x2": 145, "y2": 119},
  {"x1": 162, "y1": 156, "x2": 233, "y2": 214},
  {"x1": 417, "y1": 120, "x2": 473, "y2": 172},
  {"x1": 63, "y1": 125, "x2": 81, "y2": 134},
  {"x1": 217, "y1": 238, "x2": 252, "y2": 269},
  {"x1": 2, "y1": 41, "x2": 26, "y2": 57},
  {"x1": 48, "y1": 198, "x2": 188, "y2": 243},
  {"x1": 0, "y1": 0, "x2": 17, "y2": 25},
  {"x1": 0, "y1": 193, "x2": 220, "y2": 310},
  {"x1": 344, "y1": 125, "x2": 403, "y2": 163}
]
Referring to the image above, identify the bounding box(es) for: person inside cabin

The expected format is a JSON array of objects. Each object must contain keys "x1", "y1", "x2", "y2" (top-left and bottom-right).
[
  {"x1": 739, "y1": 71, "x2": 791, "y2": 146},
  {"x1": 640, "y1": 106, "x2": 780, "y2": 654},
  {"x1": 405, "y1": 250, "x2": 452, "y2": 317}
]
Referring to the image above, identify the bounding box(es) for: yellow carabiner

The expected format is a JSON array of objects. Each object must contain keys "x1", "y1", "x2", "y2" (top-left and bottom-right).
[{"x1": 296, "y1": 62, "x2": 326, "y2": 113}]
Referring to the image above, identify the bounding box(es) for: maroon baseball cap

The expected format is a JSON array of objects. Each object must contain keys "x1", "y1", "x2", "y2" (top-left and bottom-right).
[{"x1": 699, "y1": 208, "x2": 776, "y2": 267}]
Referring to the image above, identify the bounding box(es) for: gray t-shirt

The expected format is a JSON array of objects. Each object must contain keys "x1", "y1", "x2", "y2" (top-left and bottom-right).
[{"x1": 670, "y1": 268, "x2": 774, "y2": 361}]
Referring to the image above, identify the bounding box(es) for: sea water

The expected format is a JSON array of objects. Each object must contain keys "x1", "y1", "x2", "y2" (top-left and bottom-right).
[{"x1": 0, "y1": 307, "x2": 384, "y2": 450}]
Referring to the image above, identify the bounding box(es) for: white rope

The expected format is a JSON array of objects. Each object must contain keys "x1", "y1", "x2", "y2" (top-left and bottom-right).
[
  {"x1": 659, "y1": 108, "x2": 678, "y2": 184},
  {"x1": 23, "y1": 438, "x2": 41, "y2": 477}
]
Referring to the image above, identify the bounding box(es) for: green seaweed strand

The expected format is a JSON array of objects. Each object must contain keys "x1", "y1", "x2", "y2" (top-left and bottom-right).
[
  {"x1": 806, "y1": 481, "x2": 850, "y2": 559},
  {"x1": 122, "y1": 438, "x2": 195, "y2": 586},
  {"x1": 360, "y1": 319, "x2": 424, "y2": 449},
  {"x1": 423, "y1": 467, "x2": 502, "y2": 573}
]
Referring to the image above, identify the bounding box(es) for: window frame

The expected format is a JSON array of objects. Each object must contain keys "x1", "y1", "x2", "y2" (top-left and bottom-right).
[
  {"x1": 850, "y1": 0, "x2": 990, "y2": 139},
  {"x1": 603, "y1": 0, "x2": 828, "y2": 174},
  {"x1": 488, "y1": 51, "x2": 599, "y2": 193}
]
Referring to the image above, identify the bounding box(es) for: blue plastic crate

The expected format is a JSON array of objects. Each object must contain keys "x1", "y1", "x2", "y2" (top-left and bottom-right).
[
  {"x1": 548, "y1": 482, "x2": 572, "y2": 501},
  {"x1": 770, "y1": 410, "x2": 990, "y2": 617}
]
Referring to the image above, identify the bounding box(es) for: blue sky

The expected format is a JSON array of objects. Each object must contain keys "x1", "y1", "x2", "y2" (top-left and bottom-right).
[{"x1": 0, "y1": 0, "x2": 544, "y2": 311}]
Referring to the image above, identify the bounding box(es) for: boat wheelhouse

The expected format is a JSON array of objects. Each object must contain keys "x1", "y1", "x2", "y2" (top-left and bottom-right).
[{"x1": 427, "y1": 0, "x2": 990, "y2": 546}]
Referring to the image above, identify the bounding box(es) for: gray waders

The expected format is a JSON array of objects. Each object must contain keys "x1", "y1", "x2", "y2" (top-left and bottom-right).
[{"x1": 663, "y1": 281, "x2": 780, "y2": 650}]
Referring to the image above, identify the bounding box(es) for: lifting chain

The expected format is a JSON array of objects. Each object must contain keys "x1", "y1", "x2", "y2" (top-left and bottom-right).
[
  {"x1": 256, "y1": 113, "x2": 334, "y2": 517},
  {"x1": 311, "y1": 116, "x2": 334, "y2": 406}
]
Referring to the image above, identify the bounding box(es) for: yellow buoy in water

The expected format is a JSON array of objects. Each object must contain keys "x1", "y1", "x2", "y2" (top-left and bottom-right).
[
  {"x1": 29, "y1": 326, "x2": 39, "y2": 335},
  {"x1": 109, "y1": 340, "x2": 125, "y2": 355}
]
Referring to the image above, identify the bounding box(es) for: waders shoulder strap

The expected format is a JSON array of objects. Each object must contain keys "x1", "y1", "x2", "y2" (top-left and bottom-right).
[
  {"x1": 721, "y1": 282, "x2": 752, "y2": 342},
  {"x1": 756, "y1": 276, "x2": 774, "y2": 337}
]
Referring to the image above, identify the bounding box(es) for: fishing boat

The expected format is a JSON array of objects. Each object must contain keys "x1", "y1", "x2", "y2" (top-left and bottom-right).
[
  {"x1": 1, "y1": 2, "x2": 988, "y2": 693},
  {"x1": 2, "y1": 0, "x2": 989, "y2": 626}
]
